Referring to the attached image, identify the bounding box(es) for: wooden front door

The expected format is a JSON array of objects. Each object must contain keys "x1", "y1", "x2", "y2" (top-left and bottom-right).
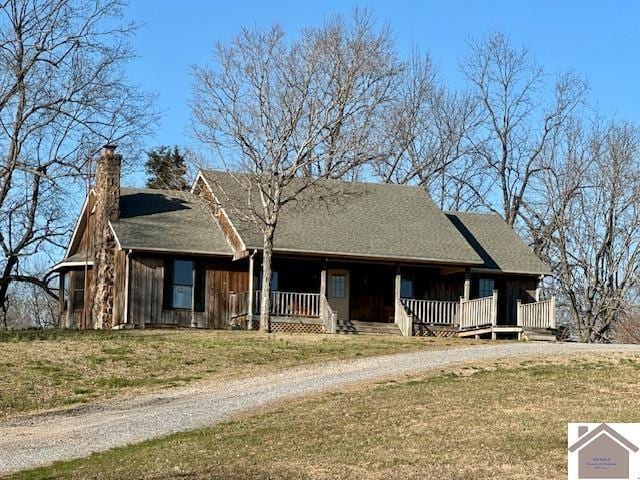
[{"x1": 327, "y1": 269, "x2": 350, "y2": 322}]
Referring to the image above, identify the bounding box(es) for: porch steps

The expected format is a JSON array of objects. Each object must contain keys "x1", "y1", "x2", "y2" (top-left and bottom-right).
[
  {"x1": 522, "y1": 327, "x2": 557, "y2": 342},
  {"x1": 336, "y1": 320, "x2": 402, "y2": 336}
]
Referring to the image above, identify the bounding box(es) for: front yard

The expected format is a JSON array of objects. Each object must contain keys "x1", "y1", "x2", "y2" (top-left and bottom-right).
[
  {"x1": 12, "y1": 350, "x2": 640, "y2": 480},
  {"x1": 0, "y1": 329, "x2": 473, "y2": 419}
]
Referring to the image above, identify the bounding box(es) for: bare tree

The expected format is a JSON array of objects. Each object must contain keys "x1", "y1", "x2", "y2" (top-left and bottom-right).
[
  {"x1": 3, "y1": 271, "x2": 58, "y2": 329},
  {"x1": 374, "y1": 52, "x2": 484, "y2": 210},
  {"x1": 0, "y1": 0, "x2": 155, "y2": 321},
  {"x1": 460, "y1": 32, "x2": 587, "y2": 225},
  {"x1": 614, "y1": 312, "x2": 640, "y2": 344},
  {"x1": 192, "y1": 12, "x2": 399, "y2": 331},
  {"x1": 531, "y1": 120, "x2": 640, "y2": 342}
]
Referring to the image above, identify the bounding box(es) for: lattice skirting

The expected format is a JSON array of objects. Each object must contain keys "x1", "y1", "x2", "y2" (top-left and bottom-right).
[
  {"x1": 270, "y1": 321, "x2": 325, "y2": 334},
  {"x1": 414, "y1": 325, "x2": 459, "y2": 337}
]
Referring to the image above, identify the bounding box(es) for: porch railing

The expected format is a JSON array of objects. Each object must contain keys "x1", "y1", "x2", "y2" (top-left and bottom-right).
[
  {"x1": 228, "y1": 291, "x2": 249, "y2": 320},
  {"x1": 320, "y1": 294, "x2": 337, "y2": 333},
  {"x1": 395, "y1": 297, "x2": 413, "y2": 336},
  {"x1": 458, "y1": 291, "x2": 497, "y2": 330},
  {"x1": 254, "y1": 290, "x2": 321, "y2": 317},
  {"x1": 401, "y1": 298, "x2": 458, "y2": 325},
  {"x1": 517, "y1": 297, "x2": 556, "y2": 329}
]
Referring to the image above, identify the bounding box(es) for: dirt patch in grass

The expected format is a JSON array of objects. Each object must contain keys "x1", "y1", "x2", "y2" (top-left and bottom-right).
[
  {"x1": 0, "y1": 329, "x2": 475, "y2": 419},
  {"x1": 13, "y1": 351, "x2": 640, "y2": 480}
]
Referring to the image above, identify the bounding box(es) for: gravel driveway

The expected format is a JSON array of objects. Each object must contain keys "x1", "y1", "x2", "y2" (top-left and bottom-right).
[{"x1": 2, "y1": 341, "x2": 640, "y2": 476}]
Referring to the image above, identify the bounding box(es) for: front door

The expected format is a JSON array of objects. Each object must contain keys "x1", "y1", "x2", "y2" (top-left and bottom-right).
[{"x1": 327, "y1": 269, "x2": 350, "y2": 322}]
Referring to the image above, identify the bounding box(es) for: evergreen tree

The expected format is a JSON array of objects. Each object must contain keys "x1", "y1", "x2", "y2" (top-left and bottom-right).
[{"x1": 145, "y1": 146, "x2": 189, "y2": 190}]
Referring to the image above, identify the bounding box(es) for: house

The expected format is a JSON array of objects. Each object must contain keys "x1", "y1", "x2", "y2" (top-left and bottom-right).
[
  {"x1": 569, "y1": 424, "x2": 639, "y2": 479},
  {"x1": 52, "y1": 146, "x2": 556, "y2": 338}
]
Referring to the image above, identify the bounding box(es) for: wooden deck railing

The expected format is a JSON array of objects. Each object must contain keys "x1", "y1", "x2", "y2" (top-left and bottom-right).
[
  {"x1": 401, "y1": 298, "x2": 458, "y2": 325},
  {"x1": 517, "y1": 297, "x2": 556, "y2": 329},
  {"x1": 253, "y1": 290, "x2": 321, "y2": 317},
  {"x1": 320, "y1": 294, "x2": 337, "y2": 333},
  {"x1": 395, "y1": 297, "x2": 413, "y2": 336},
  {"x1": 458, "y1": 291, "x2": 497, "y2": 330},
  {"x1": 228, "y1": 291, "x2": 248, "y2": 320}
]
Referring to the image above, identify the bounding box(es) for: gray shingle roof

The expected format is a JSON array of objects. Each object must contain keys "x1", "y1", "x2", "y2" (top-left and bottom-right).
[
  {"x1": 445, "y1": 212, "x2": 550, "y2": 275},
  {"x1": 59, "y1": 175, "x2": 549, "y2": 276},
  {"x1": 201, "y1": 170, "x2": 484, "y2": 265},
  {"x1": 110, "y1": 188, "x2": 233, "y2": 255}
]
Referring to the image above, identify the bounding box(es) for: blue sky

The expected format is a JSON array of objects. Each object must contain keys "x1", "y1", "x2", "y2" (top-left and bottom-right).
[{"x1": 123, "y1": 0, "x2": 640, "y2": 185}]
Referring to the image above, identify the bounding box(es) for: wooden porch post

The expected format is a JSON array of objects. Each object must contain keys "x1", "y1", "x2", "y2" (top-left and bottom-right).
[
  {"x1": 394, "y1": 269, "x2": 401, "y2": 325},
  {"x1": 247, "y1": 251, "x2": 255, "y2": 330},
  {"x1": 463, "y1": 270, "x2": 471, "y2": 301},
  {"x1": 516, "y1": 299, "x2": 523, "y2": 340},
  {"x1": 491, "y1": 289, "x2": 498, "y2": 340},
  {"x1": 320, "y1": 265, "x2": 327, "y2": 297},
  {"x1": 535, "y1": 275, "x2": 543, "y2": 302}
]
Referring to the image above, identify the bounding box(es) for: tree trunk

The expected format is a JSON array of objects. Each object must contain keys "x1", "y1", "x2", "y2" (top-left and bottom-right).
[
  {"x1": 0, "y1": 255, "x2": 18, "y2": 328},
  {"x1": 259, "y1": 224, "x2": 276, "y2": 332}
]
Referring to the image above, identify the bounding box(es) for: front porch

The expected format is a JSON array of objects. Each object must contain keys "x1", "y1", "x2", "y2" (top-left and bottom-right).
[
  {"x1": 227, "y1": 255, "x2": 556, "y2": 338},
  {"x1": 400, "y1": 294, "x2": 556, "y2": 340}
]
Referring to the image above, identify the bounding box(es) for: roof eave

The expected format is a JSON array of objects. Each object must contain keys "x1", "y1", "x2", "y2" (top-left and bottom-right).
[
  {"x1": 470, "y1": 266, "x2": 552, "y2": 276},
  {"x1": 50, "y1": 260, "x2": 94, "y2": 272},
  {"x1": 243, "y1": 245, "x2": 484, "y2": 266},
  {"x1": 119, "y1": 245, "x2": 235, "y2": 257}
]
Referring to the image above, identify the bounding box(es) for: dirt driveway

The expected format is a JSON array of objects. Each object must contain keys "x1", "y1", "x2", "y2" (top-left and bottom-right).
[{"x1": 2, "y1": 342, "x2": 639, "y2": 476}]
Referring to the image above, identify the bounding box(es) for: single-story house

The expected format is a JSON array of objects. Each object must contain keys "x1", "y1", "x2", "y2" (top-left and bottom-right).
[{"x1": 53, "y1": 146, "x2": 556, "y2": 338}]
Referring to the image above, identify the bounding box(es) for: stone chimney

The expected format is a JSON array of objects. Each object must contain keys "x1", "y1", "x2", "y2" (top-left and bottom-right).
[
  {"x1": 95, "y1": 144, "x2": 121, "y2": 221},
  {"x1": 91, "y1": 144, "x2": 122, "y2": 329}
]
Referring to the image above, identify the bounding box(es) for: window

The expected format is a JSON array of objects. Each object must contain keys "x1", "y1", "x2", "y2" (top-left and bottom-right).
[
  {"x1": 478, "y1": 278, "x2": 495, "y2": 298},
  {"x1": 163, "y1": 259, "x2": 205, "y2": 312},
  {"x1": 172, "y1": 260, "x2": 193, "y2": 309},
  {"x1": 330, "y1": 274, "x2": 346, "y2": 298},
  {"x1": 72, "y1": 270, "x2": 85, "y2": 311},
  {"x1": 400, "y1": 276, "x2": 414, "y2": 298}
]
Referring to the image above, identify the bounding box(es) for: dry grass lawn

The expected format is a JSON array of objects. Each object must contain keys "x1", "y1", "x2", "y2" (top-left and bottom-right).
[
  {"x1": 11, "y1": 351, "x2": 640, "y2": 480},
  {"x1": 0, "y1": 329, "x2": 472, "y2": 419}
]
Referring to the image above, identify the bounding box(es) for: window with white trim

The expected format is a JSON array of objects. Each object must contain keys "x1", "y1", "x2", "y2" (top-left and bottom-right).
[{"x1": 478, "y1": 278, "x2": 495, "y2": 298}]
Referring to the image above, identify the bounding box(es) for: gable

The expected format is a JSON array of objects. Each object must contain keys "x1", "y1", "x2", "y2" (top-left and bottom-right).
[{"x1": 64, "y1": 191, "x2": 96, "y2": 261}]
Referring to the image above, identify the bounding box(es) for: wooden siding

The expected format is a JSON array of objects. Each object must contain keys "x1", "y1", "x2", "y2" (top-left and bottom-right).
[
  {"x1": 129, "y1": 254, "x2": 248, "y2": 328},
  {"x1": 112, "y1": 249, "x2": 127, "y2": 326},
  {"x1": 503, "y1": 277, "x2": 537, "y2": 325},
  {"x1": 349, "y1": 264, "x2": 395, "y2": 323},
  {"x1": 409, "y1": 268, "x2": 465, "y2": 302},
  {"x1": 471, "y1": 275, "x2": 537, "y2": 325},
  {"x1": 79, "y1": 212, "x2": 94, "y2": 256}
]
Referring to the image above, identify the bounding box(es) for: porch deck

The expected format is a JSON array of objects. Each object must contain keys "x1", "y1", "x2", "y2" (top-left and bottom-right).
[
  {"x1": 401, "y1": 294, "x2": 556, "y2": 340},
  {"x1": 228, "y1": 282, "x2": 556, "y2": 339}
]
